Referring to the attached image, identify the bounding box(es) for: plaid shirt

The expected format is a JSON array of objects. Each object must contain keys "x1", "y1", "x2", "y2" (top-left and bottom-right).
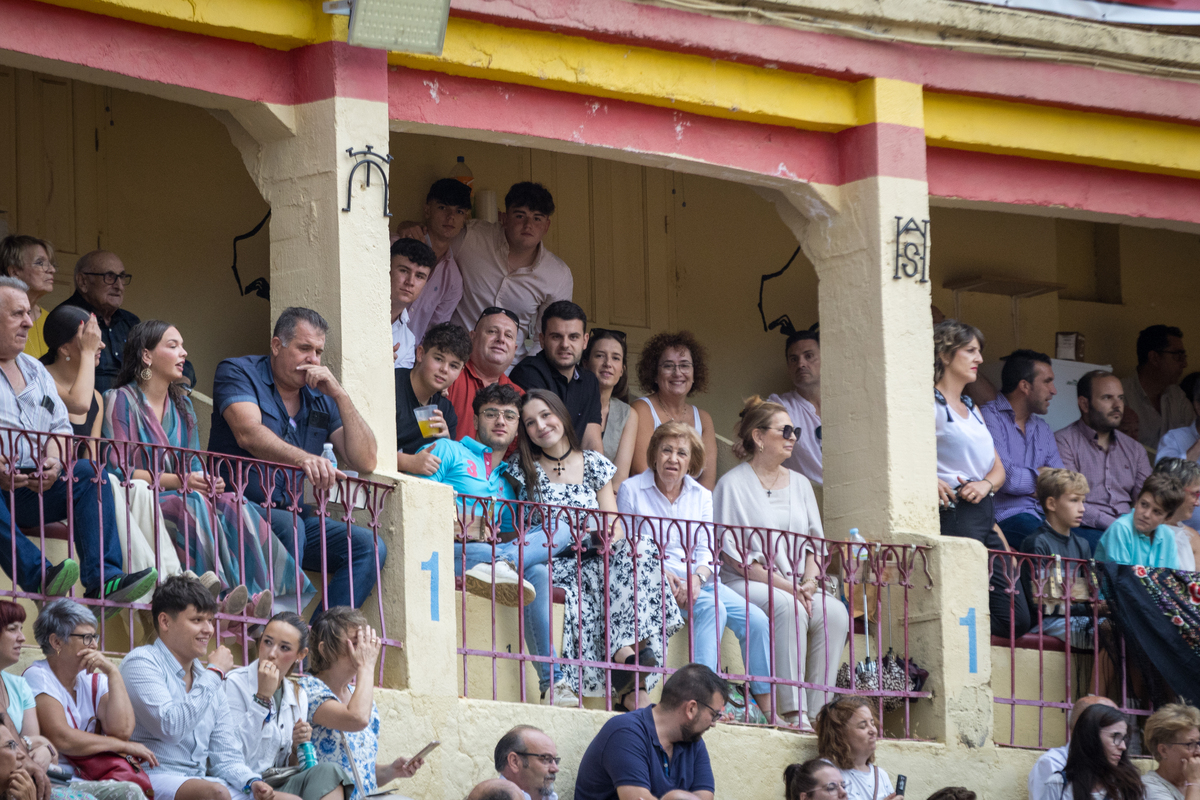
[{"x1": 0, "y1": 354, "x2": 70, "y2": 466}]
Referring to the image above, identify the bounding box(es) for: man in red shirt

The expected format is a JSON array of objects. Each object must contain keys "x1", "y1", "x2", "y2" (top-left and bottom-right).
[{"x1": 446, "y1": 306, "x2": 525, "y2": 442}]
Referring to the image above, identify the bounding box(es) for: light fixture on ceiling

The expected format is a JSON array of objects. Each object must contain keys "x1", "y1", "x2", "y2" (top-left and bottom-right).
[{"x1": 323, "y1": 0, "x2": 451, "y2": 54}]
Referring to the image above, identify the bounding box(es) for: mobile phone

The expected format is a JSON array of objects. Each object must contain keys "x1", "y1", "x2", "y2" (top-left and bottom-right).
[
  {"x1": 404, "y1": 740, "x2": 440, "y2": 768},
  {"x1": 896, "y1": 775, "x2": 907, "y2": 796},
  {"x1": 16, "y1": 466, "x2": 37, "y2": 475}
]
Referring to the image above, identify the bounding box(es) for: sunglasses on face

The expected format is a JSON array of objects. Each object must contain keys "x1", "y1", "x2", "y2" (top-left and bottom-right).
[{"x1": 760, "y1": 425, "x2": 798, "y2": 440}]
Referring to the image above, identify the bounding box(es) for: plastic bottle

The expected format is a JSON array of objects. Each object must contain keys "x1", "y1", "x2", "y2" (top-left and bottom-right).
[
  {"x1": 450, "y1": 155, "x2": 474, "y2": 188},
  {"x1": 321, "y1": 442, "x2": 337, "y2": 470},
  {"x1": 297, "y1": 742, "x2": 318, "y2": 770}
]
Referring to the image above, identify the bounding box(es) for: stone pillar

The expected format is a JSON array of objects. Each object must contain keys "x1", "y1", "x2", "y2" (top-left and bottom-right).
[{"x1": 220, "y1": 42, "x2": 398, "y2": 453}]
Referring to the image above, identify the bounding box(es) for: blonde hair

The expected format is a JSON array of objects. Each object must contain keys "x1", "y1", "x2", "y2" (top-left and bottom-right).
[
  {"x1": 647, "y1": 421, "x2": 705, "y2": 478},
  {"x1": 1144, "y1": 703, "x2": 1200, "y2": 761},
  {"x1": 1036, "y1": 468, "x2": 1091, "y2": 508},
  {"x1": 732, "y1": 395, "x2": 788, "y2": 460},
  {"x1": 933, "y1": 319, "x2": 984, "y2": 384}
]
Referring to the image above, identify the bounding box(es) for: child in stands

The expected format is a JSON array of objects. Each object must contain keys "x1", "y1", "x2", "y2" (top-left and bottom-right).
[{"x1": 1095, "y1": 473, "x2": 1186, "y2": 569}]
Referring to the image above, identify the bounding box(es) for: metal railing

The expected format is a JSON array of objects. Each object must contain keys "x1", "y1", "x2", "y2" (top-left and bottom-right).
[
  {"x1": 989, "y1": 549, "x2": 1150, "y2": 749},
  {"x1": 454, "y1": 494, "x2": 932, "y2": 735},
  {"x1": 0, "y1": 426, "x2": 396, "y2": 683}
]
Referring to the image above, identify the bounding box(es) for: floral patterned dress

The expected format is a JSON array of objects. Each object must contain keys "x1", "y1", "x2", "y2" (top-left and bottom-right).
[
  {"x1": 298, "y1": 674, "x2": 379, "y2": 800},
  {"x1": 507, "y1": 450, "x2": 684, "y2": 697}
]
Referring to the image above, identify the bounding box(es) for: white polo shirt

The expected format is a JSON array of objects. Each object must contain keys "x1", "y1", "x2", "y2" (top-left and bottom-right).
[{"x1": 768, "y1": 390, "x2": 823, "y2": 485}]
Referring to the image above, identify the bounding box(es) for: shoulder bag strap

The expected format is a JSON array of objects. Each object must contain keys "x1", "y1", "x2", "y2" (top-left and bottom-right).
[
  {"x1": 339, "y1": 731, "x2": 366, "y2": 799},
  {"x1": 872, "y1": 766, "x2": 879, "y2": 800}
]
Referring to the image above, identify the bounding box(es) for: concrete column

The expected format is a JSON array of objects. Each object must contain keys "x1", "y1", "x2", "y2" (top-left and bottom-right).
[{"x1": 220, "y1": 42, "x2": 398, "y2": 454}]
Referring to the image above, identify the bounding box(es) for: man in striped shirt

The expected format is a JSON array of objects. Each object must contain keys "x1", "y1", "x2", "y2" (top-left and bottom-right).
[{"x1": 122, "y1": 576, "x2": 270, "y2": 800}]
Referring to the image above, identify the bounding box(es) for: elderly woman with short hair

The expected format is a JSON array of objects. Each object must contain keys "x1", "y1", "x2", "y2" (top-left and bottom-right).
[
  {"x1": 617, "y1": 420, "x2": 773, "y2": 717},
  {"x1": 22, "y1": 599, "x2": 155, "y2": 800},
  {"x1": 1143, "y1": 703, "x2": 1200, "y2": 800}
]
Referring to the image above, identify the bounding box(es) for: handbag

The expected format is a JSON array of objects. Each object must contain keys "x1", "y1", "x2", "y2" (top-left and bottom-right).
[{"x1": 64, "y1": 674, "x2": 154, "y2": 797}]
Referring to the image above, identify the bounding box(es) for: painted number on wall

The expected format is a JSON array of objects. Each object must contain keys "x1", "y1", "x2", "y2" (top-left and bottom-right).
[
  {"x1": 959, "y1": 607, "x2": 977, "y2": 673},
  {"x1": 421, "y1": 551, "x2": 439, "y2": 622}
]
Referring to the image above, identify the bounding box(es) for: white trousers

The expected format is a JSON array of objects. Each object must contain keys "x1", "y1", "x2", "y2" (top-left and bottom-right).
[
  {"x1": 722, "y1": 579, "x2": 850, "y2": 718},
  {"x1": 109, "y1": 479, "x2": 181, "y2": 588}
]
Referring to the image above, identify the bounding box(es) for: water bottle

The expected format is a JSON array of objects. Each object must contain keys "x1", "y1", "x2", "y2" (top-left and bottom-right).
[
  {"x1": 450, "y1": 155, "x2": 474, "y2": 188},
  {"x1": 321, "y1": 442, "x2": 337, "y2": 470},
  {"x1": 297, "y1": 742, "x2": 317, "y2": 770}
]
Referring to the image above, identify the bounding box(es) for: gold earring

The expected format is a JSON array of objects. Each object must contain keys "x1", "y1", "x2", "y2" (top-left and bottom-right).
[{"x1": 138, "y1": 366, "x2": 152, "y2": 383}]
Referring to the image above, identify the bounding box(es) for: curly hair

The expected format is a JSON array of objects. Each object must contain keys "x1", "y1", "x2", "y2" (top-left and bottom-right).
[
  {"x1": 647, "y1": 420, "x2": 705, "y2": 478},
  {"x1": 815, "y1": 696, "x2": 879, "y2": 770},
  {"x1": 933, "y1": 319, "x2": 984, "y2": 384},
  {"x1": 636, "y1": 331, "x2": 709, "y2": 396}
]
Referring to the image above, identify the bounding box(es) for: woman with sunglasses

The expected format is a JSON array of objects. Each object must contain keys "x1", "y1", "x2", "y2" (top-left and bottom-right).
[
  {"x1": 23, "y1": 600, "x2": 154, "y2": 800},
  {"x1": 1046, "y1": 704, "x2": 1144, "y2": 800},
  {"x1": 581, "y1": 329, "x2": 639, "y2": 491},
  {"x1": 785, "y1": 759, "x2": 849, "y2": 800},
  {"x1": 715, "y1": 396, "x2": 848, "y2": 729},
  {"x1": 631, "y1": 331, "x2": 718, "y2": 490},
  {"x1": 933, "y1": 320, "x2": 1029, "y2": 640},
  {"x1": 1142, "y1": 703, "x2": 1200, "y2": 800}
]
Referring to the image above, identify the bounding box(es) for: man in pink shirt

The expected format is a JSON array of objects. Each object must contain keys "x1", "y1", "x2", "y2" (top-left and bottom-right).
[
  {"x1": 449, "y1": 182, "x2": 573, "y2": 363},
  {"x1": 399, "y1": 178, "x2": 470, "y2": 343}
]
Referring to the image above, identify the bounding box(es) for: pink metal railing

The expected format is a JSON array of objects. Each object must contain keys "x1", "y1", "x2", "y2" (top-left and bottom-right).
[
  {"x1": 0, "y1": 426, "x2": 396, "y2": 683},
  {"x1": 989, "y1": 549, "x2": 1150, "y2": 749},
  {"x1": 455, "y1": 494, "x2": 932, "y2": 735}
]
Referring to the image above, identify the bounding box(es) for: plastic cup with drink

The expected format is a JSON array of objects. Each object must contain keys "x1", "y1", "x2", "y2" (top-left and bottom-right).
[{"x1": 415, "y1": 405, "x2": 440, "y2": 438}]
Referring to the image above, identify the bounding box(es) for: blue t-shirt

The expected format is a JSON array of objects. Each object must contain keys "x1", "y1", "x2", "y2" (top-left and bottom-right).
[
  {"x1": 422, "y1": 437, "x2": 518, "y2": 532},
  {"x1": 208, "y1": 354, "x2": 344, "y2": 507},
  {"x1": 1095, "y1": 511, "x2": 1181, "y2": 569},
  {"x1": 573, "y1": 705, "x2": 714, "y2": 800}
]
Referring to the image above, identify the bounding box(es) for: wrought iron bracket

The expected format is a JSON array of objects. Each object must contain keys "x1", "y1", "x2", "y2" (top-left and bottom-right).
[
  {"x1": 893, "y1": 217, "x2": 930, "y2": 283},
  {"x1": 343, "y1": 145, "x2": 394, "y2": 217}
]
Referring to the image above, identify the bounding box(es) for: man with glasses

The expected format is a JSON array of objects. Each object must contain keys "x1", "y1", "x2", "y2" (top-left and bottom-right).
[
  {"x1": 446, "y1": 307, "x2": 525, "y2": 442},
  {"x1": 494, "y1": 726, "x2": 561, "y2": 800},
  {"x1": 56, "y1": 250, "x2": 194, "y2": 392},
  {"x1": 416, "y1": 383, "x2": 575, "y2": 706},
  {"x1": 1028, "y1": 695, "x2": 1116, "y2": 800},
  {"x1": 768, "y1": 328, "x2": 824, "y2": 486},
  {"x1": 574, "y1": 663, "x2": 727, "y2": 800},
  {"x1": 1122, "y1": 325, "x2": 1195, "y2": 455}
]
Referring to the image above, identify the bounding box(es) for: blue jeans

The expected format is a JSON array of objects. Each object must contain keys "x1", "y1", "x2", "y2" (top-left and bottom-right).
[
  {"x1": 683, "y1": 582, "x2": 771, "y2": 696},
  {"x1": 455, "y1": 524, "x2": 573, "y2": 692},
  {"x1": 998, "y1": 512, "x2": 1046, "y2": 549},
  {"x1": 268, "y1": 509, "x2": 387, "y2": 616},
  {"x1": 0, "y1": 461, "x2": 123, "y2": 593}
]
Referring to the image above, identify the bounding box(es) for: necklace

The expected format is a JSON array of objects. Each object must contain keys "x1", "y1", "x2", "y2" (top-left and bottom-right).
[
  {"x1": 753, "y1": 465, "x2": 785, "y2": 497},
  {"x1": 544, "y1": 447, "x2": 573, "y2": 476}
]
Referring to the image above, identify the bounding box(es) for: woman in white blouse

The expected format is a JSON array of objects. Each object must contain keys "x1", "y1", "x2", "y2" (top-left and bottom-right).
[
  {"x1": 714, "y1": 396, "x2": 849, "y2": 730},
  {"x1": 814, "y1": 697, "x2": 898, "y2": 800},
  {"x1": 616, "y1": 421, "x2": 772, "y2": 716},
  {"x1": 224, "y1": 613, "x2": 354, "y2": 800},
  {"x1": 933, "y1": 320, "x2": 1028, "y2": 639}
]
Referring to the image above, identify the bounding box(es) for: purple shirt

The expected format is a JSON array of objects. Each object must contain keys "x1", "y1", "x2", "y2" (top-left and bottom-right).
[
  {"x1": 1054, "y1": 418, "x2": 1152, "y2": 530},
  {"x1": 980, "y1": 394, "x2": 1064, "y2": 521}
]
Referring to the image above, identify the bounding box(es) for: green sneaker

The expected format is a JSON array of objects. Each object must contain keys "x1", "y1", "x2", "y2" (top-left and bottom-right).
[
  {"x1": 43, "y1": 559, "x2": 79, "y2": 597},
  {"x1": 86, "y1": 568, "x2": 159, "y2": 620}
]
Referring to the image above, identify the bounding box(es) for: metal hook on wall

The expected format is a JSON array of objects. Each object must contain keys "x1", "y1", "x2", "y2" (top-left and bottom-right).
[{"x1": 342, "y1": 144, "x2": 394, "y2": 217}]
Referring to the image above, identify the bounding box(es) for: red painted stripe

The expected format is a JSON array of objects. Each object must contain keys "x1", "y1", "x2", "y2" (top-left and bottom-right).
[
  {"x1": 927, "y1": 147, "x2": 1200, "y2": 225},
  {"x1": 450, "y1": 0, "x2": 1200, "y2": 127},
  {"x1": 837, "y1": 122, "x2": 927, "y2": 184},
  {"x1": 0, "y1": 0, "x2": 385, "y2": 105}
]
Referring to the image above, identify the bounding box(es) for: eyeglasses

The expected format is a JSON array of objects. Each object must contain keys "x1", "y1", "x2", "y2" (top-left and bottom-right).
[
  {"x1": 479, "y1": 306, "x2": 520, "y2": 327},
  {"x1": 480, "y1": 409, "x2": 519, "y2": 423},
  {"x1": 515, "y1": 752, "x2": 561, "y2": 765},
  {"x1": 1159, "y1": 348, "x2": 1188, "y2": 360},
  {"x1": 68, "y1": 633, "x2": 99, "y2": 646},
  {"x1": 1107, "y1": 733, "x2": 1131, "y2": 746},
  {"x1": 25, "y1": 256, "x2": 54, "y2": 274},
  {"x1": 0, "y1": 740, "x2": 17, "y2": 752},
  {"x1": 660, "y1": 361, "x2": 693, "y2": 374},
  {"x1": 81, "y1": 272, "x2": 132, "y2": 286},
  {"x1": 697, "y1": 699, "x2": 723, "y2": 720},
  {"x1": 1167, "y1": 741, "x2": 1200, "y2": 751},
  {"x1": 820, "y1": 782, "x2": 850, "y2": 794},
  {"x1": 591, "y1": 327, "x2": 627, "y2": 343},
  {"x1": 761, "y1": 425, "x2": 798, "y2": 440}
]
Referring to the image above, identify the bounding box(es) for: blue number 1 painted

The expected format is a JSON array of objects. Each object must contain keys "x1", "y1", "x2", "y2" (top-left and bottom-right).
[
  {"x1": 421, "y1": 552, "x2": 439, "y2": 622},
  {"x1": 959, "y1": 607, "x2": 977, "y2": 673}
]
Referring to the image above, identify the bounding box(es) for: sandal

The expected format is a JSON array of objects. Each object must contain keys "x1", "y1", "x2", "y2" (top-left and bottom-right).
[{"x1": 613, "y1": 646, "x2": 657, "y2": 699}]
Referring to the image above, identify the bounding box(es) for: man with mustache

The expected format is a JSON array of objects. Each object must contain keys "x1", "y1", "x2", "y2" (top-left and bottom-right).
[{"x1": 1055, "y1": 370, "x2": 1152, "y2": 551}]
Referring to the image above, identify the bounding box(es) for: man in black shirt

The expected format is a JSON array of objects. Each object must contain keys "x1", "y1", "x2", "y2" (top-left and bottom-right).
[
  {"x1": 56, "y1": 250, "x2": 195, "y2": 391},
  {"x1": 395, "y1": 322, "x2": 471, "y2": 475},
  {"x1": 509, "y1": 300, "x2": 602, "y2": 451}
]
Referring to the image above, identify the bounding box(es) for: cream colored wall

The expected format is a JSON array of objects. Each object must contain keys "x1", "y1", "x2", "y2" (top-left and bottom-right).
[{"x1": 0, "y1": 70, "x2": 272, "y2": 400}]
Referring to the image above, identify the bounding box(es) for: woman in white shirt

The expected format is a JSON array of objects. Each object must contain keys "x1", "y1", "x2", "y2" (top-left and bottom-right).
[
  {"x1": 224, "y1": 613, "x2": 354, "y2": 800},
  {"x1": 814, "y1": 697, "x2": 898, "y2": 800},
  {"x1": 933, "y1": 320, "x2": 1029, "y2": 639},
  {"x1": 616, "y1": 421, "x2": 772, "y2": 716},
  {"x1": 1142, "y1": 703, "x2": 1200, "y2": 800},
  {"x1": 1046, "y1": 704, "x2": 1144, "y2": 800},
  {"x1": 714, "y1": 396, "x2": 849, "y2": 730}
]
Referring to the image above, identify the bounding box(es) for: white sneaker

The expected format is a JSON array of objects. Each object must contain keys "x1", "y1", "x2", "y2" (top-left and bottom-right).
[
  {"x1": 541, "y1": 681, "x2": 578, "y2": 707},
  {"x1": 463, "y1": 561, "x2": 536, "y2": 607}
]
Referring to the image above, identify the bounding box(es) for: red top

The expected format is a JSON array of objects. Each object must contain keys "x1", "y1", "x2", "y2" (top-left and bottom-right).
[{"x1": 446, "y1": 360, "x2": 525, "y2": 443}]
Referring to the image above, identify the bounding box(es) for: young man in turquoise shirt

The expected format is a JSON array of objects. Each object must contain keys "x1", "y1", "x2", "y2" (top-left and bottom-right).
[
  {"x1": 414, "y1": 382, "x2": 574, "y2": 703},
  {"x1": 1095, "y1": 471, "x2": 1185, "y2": 568}
]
